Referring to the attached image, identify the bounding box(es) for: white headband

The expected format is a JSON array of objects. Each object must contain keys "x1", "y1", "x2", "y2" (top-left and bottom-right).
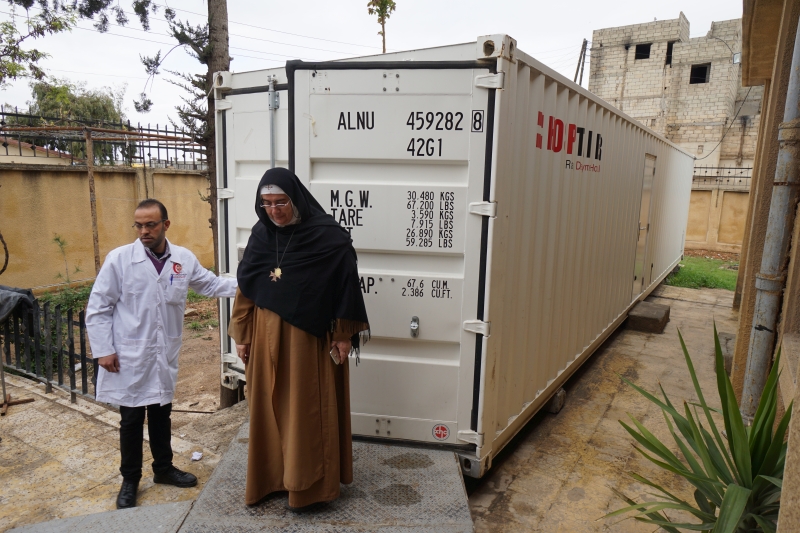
[{"x1": 260, "y1": 184, "x2": 286, "y2": 195}]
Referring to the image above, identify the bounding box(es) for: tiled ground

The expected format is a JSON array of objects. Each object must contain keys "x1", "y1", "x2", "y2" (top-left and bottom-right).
[{"x1": 0, "y1": 375, "x2": 233, "y2": 531}]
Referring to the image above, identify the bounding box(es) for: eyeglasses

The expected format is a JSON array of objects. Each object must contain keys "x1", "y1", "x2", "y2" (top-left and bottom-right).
[
  {"x1": 260, "y1": 200, "x2": 291, "y2": 210},
  {"x1": 132, "y1": 220, "x2": 165, "y2": 230}
]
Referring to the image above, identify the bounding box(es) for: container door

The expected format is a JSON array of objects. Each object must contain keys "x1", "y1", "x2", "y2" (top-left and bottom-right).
[
  {"x1": 291, "y1": 63, "x2": 494, "y2": 444},
  {"x1": 633, "y1": 154, "x2": 656, "y2": 298},
  {"x1": 217, "y1": 82, "x2": 290, "y2": 383}
]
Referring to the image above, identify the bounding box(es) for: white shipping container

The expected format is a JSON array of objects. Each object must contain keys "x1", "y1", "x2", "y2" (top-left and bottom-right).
[{"x1": 213, "y1": 35, "x2": 694, "y2": 478}]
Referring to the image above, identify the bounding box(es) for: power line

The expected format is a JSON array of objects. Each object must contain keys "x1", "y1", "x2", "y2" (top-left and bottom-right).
[
  {"x1": 531, "y1": 42, "x2": 592, "y2": 58},
  {"x1": 152, "y1": 2, "x2": 387, "y2": 51},
  {"x1": 65, "y1": 24, "x2": 306, "y2": 61},
  {"x1": 48, "y1": 68, "x2": 149, "y2": 80},
  {"x1": 696, "y1": 86, "x2": 753, "y2": 161},
  {"x1": 91, "y1": 5, "x2": 370, "y2": 56},
  {"x1": 0, "y1": 8, "x2": 319, "y2": 61}
]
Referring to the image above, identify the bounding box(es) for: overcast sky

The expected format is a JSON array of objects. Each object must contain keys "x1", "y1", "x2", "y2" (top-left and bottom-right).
[{"x1": 1, "y1": 0, "x2": 743, "y2": 128}]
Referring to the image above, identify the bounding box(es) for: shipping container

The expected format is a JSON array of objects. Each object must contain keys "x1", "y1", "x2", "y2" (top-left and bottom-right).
[{"x1": 213, "y1": 34, "x2": 695, "y2": 478}]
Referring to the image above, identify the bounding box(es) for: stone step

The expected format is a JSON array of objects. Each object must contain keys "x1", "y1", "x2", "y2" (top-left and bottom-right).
[
  {"x1": 8, "y1": 501, "x2": 193, "y2": 533},
  {"x1": 627, "y1": 300, "x2": 671, "y2": 334}
]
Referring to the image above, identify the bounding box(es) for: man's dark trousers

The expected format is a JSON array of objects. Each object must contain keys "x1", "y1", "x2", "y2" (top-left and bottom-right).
[{"x1": 119, "y1": 403, "x2": 173, "y2": 482}]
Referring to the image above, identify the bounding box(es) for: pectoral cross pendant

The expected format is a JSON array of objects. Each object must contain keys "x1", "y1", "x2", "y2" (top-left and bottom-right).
[{"x1": 270, "y1": 267, "x2": 282, "y2": 282}]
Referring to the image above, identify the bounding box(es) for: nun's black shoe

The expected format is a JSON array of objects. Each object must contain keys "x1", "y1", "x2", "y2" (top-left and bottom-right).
[
  {"x1": 116, "y1": 480, "x2": 138, "y2": 509},
  {"x1": 153, "y1": 466, "x2": 197, "y2": 488}
]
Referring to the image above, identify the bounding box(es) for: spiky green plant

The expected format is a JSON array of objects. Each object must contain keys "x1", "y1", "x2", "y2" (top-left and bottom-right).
[{"x1": 606, "y1": 326, "x2": 791, "y2": 532}]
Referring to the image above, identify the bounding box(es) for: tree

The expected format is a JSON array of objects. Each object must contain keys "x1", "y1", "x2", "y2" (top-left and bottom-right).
[
  {"x1": 134, "y1": 0, "x2": 230, "y2": 276},
  {"x1": 0, "y1": 6, "x2": 75, "y2": 87},
  {"x1": 6, "y1": 0, "x2": 230, "y2": 274},
  {"x1": 8, "y1": 77, "x2": 130, "y2": 161},
  {"x1": 125, "y1": 1, "x2": 229, "y2": 277},
  {"x1": 27, "y1": 77, "x2": 126, "y2": 122},
  {"x1": 367, "y1": 0, "x2": 396, "y2": 54}
]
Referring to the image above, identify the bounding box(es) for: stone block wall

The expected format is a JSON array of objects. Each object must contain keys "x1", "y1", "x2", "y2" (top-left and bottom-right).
[{"x1": 589, "y1": 14, "x2": 761, "y2": 170}]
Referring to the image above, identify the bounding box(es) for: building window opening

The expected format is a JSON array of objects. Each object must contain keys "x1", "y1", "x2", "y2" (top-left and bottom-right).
[
  {"x1": 635, "y1": 43, "x2": 652, "y2": 60},
  {"x1": 665, "y1": 41, "x2": 676, "y2": 65},
  {"x1": 690, "y1": 63, "x2": 711, "y2": 84}
]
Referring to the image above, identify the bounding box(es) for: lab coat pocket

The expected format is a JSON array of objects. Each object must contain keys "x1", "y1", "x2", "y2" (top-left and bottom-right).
[
  {"x1": 165, "y1": 277, "x2": 189, "y2": 306},
  {"x1": 98, "y1": 348, "x2": 141, "y2": 395}
]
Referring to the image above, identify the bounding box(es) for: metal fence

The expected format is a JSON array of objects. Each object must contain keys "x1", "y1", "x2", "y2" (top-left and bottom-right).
[
  {"x1": 692, "y1": 166, "x2": 753, "y2": 190},
  {"x1": 0, "y1": 107, "x2": 206, "y2": 170},
  {"x1": 2, "y1": 301, "x2": 97, "y2": 403}
]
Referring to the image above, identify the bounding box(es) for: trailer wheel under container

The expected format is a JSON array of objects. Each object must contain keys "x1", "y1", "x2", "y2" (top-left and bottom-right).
[{"x1": 213, "y1": 34, "x2": 695, "y2": 478}]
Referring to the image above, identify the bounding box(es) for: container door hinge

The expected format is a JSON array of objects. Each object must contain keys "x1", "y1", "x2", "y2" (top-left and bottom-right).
[
  {"x1": 475, "y1": 72, "x2": 504, "y2": 89},
  {"x1": 215, "y1": 100, "x2": 232, "y2": 111},
  {"x1": 218, "y1": 188, "x2": 234, "y2": 199},
  {"x1": 469, "y1": 201, "x2": 497, "y2": 217},
  {"x1": 463, "y1": 320, "x2": 491, "y2": 336},
  {"x1": 222, "y1": 352, "x2": 238, "y2": 364},
  {"x1": 457, "y1": 429, "x2": 484, "y2": 446}
]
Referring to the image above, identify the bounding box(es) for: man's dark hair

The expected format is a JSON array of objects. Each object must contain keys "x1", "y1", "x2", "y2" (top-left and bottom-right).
[{"x1": 136, "y1": 199, "x2": 168, "y2": 220}]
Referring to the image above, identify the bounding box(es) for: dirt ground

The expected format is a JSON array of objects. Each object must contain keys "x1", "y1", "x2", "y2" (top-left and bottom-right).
[
  {"x1": 171, "y1": 297, "x2": 226, "y2": 431},
  {"x1": 683, "y1": 248, "x2": 740, "y2": 262}
]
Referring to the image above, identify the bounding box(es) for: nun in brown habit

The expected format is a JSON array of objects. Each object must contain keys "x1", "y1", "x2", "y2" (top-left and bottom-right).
[{"x1": 228, "y1": 168, "x2": 369, "y2": 509}]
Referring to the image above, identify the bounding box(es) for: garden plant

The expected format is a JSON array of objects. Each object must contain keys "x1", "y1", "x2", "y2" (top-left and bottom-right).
[{"x1": 607, "y1": 327, "x2": 791, "y2": 532}]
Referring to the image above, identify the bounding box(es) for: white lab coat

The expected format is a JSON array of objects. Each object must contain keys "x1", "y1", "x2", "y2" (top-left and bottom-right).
[{"x1": 86, "y1": 239, "x2": 237, "y2": 407}]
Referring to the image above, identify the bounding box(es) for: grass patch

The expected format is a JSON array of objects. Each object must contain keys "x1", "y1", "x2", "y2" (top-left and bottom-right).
[
  {"x1": 187, "y1": 288, "x2": 211, "y2": 303},
  {"x1": 666, "y1": 256, "x2": 738, "y2": 291},
  {"x1": 38, "y1": 283, "x2": 94, "y2": 311}
]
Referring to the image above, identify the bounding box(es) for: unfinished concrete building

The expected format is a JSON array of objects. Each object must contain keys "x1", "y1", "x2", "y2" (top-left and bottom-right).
[
  {"x1": 589, "y1": 14, "x2": 763, "y2": 253},
  {"x1": 589, "y1": 14, "x2": 762, "y2": 169}
]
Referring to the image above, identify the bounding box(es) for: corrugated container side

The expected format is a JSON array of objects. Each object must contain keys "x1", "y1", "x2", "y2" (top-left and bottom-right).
[{"x1": 478, "y1": 52, "x2": 693, "y2": 460}]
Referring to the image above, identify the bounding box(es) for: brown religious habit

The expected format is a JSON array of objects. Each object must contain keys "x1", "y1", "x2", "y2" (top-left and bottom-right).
[{"x1": 228, "y1": 288, "x2": 354, "y2": 507}]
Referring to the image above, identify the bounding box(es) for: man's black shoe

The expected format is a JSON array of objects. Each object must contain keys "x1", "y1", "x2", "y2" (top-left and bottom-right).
[
  {"x1": 153, "y1": 466, "x2": 197, "y2": 488},
  {"x1": 116, "y1": 480, "x2": 139, "y2": 509}
]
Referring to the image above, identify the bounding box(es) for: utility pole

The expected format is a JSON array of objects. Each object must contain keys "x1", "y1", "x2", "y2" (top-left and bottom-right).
[
  {"x1": 574, "y1": 39, "x2": 588, "y2": 84},
  {"x1": 579, "y1": 42, "x2": 588, "y2": 86}
]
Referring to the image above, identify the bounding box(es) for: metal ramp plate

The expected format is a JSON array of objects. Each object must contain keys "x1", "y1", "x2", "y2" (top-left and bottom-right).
[
  {"x1": 178, "y1": 421, "x2": 474, "y2": 532},
  {"x1": 8, "y1": 501, "x2": 193, "y2": 533}
]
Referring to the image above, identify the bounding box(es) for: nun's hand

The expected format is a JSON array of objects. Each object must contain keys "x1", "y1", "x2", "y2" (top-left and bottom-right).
[
  {"x1": 236, "y1": 344, "x2": 250, "y2": 366},
  {"x1": 330, "y1": 340, "x2": 352, "y2": 364}
]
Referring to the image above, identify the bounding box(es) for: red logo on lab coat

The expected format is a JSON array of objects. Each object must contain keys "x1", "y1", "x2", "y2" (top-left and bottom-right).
[{"x1": 172, "y1": 263, "x2": 182, "y2": 274}]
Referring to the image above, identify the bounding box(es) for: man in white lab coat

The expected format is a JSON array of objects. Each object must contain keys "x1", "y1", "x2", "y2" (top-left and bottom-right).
[{"x1": 86, "y1": 199, "x2": 237, "y2": 509}]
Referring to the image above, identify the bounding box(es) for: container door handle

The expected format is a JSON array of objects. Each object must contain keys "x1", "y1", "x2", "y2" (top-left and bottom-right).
[{"x1": 410, "y1": 316, "x2": 420, "y2": 338}]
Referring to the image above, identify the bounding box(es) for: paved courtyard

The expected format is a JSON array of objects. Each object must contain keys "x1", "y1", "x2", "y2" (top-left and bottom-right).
[
  {"x1": 0, "y1": 284, "x2": 737, "y2": 532},
  {"x1": 0, "y1": 375, "x2": 246, "y2": 532},
  {"x1": 469, "y1": 284, "x2": 738, "y2": 531}
]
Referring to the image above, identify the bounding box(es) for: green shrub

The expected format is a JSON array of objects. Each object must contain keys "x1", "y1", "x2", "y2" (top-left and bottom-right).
[
  {"x1": 39, "y1": 284, "x2": 93, "y2": 311},
  {"x1": 606, "y1": 326, "x2": 790, "y2": 532}
]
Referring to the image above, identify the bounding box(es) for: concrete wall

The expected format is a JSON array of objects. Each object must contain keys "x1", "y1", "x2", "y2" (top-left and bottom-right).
[
  {"x1": 685, "y1": 187, "x2": 749, "y2": 252},
  {"x1": 589, "y1": 14, "x2": 762, "y2": 170},
  {"x1": 0, "y1": 164, "x2": 213, "y2": 291},
  {"x1": 733, "y1": 1, "x2": 800, "y2": 530}
]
